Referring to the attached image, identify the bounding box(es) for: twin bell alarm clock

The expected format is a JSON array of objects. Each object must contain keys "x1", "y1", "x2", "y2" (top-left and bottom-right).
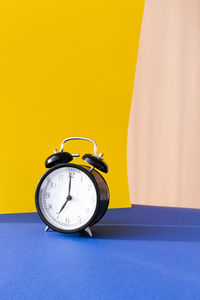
[{"x1": 35, "y1": 137, "x2": 109, "y2": 237}]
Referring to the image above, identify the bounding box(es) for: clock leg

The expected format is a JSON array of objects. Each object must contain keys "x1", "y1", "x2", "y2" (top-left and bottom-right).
[
  {"x1": 84, "y1": 226, "x2": 93, "y2": 237},
  {"x1": 45, "y1": 226, "x2": 55, "y2": 232},
  {"x1": 89, "y1": 166, "x2": 94, "y2": 172},
  {"x1": 45, "y1": 226, "x2": 50, "y2": 232}
]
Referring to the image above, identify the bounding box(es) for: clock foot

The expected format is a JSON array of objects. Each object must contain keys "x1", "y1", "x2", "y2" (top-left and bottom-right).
[
  {"x1": 85, "y1": 226, "x2": 93, "y2": 237},
  {"x1": 89, "y1": 166, "x2": 94, "y2": 172},
  {"x1": 45, "y1": 226, "x2": 54, "y2": 232}
]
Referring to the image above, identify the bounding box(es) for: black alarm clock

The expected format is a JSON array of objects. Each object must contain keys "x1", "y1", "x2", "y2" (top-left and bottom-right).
[{"x1": 35, "y1": 137, "x2": 109, "y2": 237}]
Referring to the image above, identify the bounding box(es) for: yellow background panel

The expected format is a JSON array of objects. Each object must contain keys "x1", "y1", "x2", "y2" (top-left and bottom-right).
[{"x1": 0, "y1": 0, "x2": 144, "y2": 213}]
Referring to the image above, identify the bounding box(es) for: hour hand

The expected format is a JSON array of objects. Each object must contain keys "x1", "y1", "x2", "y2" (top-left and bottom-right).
[{"x1": 57, "y1": 199, "x2": 68, "y2": 215}]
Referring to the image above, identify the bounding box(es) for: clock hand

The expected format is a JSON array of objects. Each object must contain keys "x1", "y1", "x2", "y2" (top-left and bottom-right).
[
  {"x1": 68, "y1": 172, "x2": 72, "y2": 198},
  {"x1": 57, "y1": 198, "x2": 69, "y2": 215},
  {"x1": 57, "y1": 173, "x2": 72, "y2": 215}
]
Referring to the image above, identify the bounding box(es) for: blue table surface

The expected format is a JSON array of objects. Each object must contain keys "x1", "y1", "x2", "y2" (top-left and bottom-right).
[{"x1": 1, "y1": 205, "x2": 200, "y2": 300}]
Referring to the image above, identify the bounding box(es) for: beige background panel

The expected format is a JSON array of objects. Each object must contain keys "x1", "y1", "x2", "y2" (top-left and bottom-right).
[{"x1": 127, "y1": 0, "x2": 200, "y2": 208}]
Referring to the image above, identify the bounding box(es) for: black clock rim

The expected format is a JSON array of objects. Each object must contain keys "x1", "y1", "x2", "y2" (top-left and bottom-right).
[
  {"x1": 83, "y1": 165, "x2": 110, "y2": 226},
  {"x1": 35, "y1": 163, "x2": 101, "y2": 234}
]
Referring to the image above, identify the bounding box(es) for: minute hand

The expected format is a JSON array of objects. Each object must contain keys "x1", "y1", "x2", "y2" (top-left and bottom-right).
[
  {"x1": 57, "y1": 173, "x2": 72, "y2": 215},
  {"x1": 68, "y1": 172, "x2": 72, "y2": 197}
]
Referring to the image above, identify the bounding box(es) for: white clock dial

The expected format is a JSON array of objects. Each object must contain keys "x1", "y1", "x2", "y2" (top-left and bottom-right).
[{"x1": 38, "y1": 166, "x2": 98, "y2": 231}]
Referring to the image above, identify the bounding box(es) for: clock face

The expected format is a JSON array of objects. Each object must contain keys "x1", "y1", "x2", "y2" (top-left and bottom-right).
[{"x1": 36, "y1": 165, "x2": 98, "y2": 232}]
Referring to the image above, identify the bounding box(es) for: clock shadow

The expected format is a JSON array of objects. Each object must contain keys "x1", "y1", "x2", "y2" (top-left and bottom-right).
[
  {"x1": 92, "y1": 224, "x2": 200, "y2": 243},
  {"x1": 89, "y1": 205, "x2": 200, "y2": 243}
]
